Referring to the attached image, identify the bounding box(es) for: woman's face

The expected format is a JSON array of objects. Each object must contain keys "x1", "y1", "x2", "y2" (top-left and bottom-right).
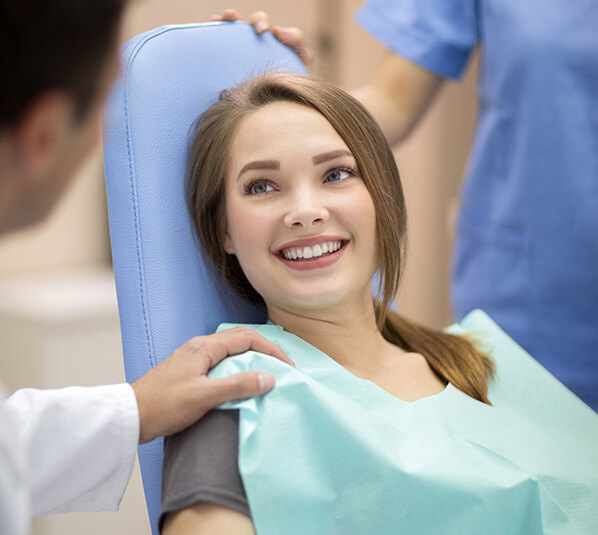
[{"x1": 223, "y1": 101, "x2": 378, "y2": 315}]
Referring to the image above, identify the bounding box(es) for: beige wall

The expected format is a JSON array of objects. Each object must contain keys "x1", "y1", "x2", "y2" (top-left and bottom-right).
[{"x1": 0, "y1": 0, "x2": 478, "y2": 328}]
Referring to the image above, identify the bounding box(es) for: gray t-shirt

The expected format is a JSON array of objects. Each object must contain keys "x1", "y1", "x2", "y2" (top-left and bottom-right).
[{"x1": 159, "y1": 409, "x2": 249, "y2": 531}]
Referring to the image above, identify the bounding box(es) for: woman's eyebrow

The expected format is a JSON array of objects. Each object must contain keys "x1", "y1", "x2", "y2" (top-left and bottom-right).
[
  {"x1": 312, "y1": 150, "x2": 353, "y2": 165},
  {"x1": 237, "y1": 160, "x2": 280, "y2": 180}
]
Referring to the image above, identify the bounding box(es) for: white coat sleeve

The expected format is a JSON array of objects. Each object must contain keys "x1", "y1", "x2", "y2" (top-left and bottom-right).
[
  {"x1": 0, "y1": 384, "x2": 30, "y2": 535},
  {"x1": 5, "y1": 383, "x2": 139, "y2": 516}
]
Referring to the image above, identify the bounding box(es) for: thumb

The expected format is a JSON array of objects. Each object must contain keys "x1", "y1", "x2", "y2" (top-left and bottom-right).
[{"x1": 203, "y1": 372, "x2": 275, "y2": 408}]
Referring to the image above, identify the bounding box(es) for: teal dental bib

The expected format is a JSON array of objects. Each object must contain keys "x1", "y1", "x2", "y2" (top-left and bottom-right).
[{"x1": 210, "y1": 310, "x2": 598, "y2": 534}]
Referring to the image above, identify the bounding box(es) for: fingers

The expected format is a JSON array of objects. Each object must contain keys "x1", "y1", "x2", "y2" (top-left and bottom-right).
[
  {"x1": 249, "y1": 11, "x2": 272, "y2": 33},
  {"x1": 271, "y1": 26, "x2": 313, "y2": 65},
  {"x1": 133, "y1": 328, "x2": 290, "y2": 443},
  {"x1": 211, "y1": 8, "x2": 242, "y2": 22},
  {"x1": 249, "y1": 11, "x2": 313, "y2": 66},
  {"x1": 199, "y1": 327, "x2": 295, "y2": 369},
  {"x1": 203, "y1": 371, "x2": 276, "y2": 408},
  {"x1": 208, "y1": 10, "x2": 312, "y2": 67}
]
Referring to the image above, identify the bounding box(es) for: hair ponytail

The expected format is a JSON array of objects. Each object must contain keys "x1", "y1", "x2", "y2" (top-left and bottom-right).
[{"x1": 376, "y1": 303, "x2": 495, "y2": 404}]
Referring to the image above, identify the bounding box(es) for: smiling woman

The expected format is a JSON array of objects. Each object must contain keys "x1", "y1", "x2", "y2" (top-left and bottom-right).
[
  {"x1": 185, "y1": 73, "x2": 493, "y2": 399},
  {"x1": 223, "y1": 100, "x2": 378, "y2": 312},
  {"x1": 157, "y1": 73, "x2": 503, "y2": 534}
]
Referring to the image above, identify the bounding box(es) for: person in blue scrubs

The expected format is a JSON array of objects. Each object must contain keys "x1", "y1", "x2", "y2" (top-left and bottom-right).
[{"x1": 216, "y1": 3, "x2": 598, "y2": 410}]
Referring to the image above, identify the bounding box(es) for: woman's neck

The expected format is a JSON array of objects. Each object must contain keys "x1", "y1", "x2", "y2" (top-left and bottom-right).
[
  {"x1": 267, "y1": 296, "x2": 398, "y2": 372},
  {"x1": 267, "y1": 295, "x2": 447, "y2": 402}
]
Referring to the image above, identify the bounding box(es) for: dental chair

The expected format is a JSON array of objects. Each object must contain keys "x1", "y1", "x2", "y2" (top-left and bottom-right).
[{"x1": 102, "y1": 22, "x2": 306, "y2": 534}]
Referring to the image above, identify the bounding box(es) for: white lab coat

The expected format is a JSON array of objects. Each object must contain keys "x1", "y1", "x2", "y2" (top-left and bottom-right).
[{"x1": 0, "y1": 382, "x2": 139, "y2": 535}]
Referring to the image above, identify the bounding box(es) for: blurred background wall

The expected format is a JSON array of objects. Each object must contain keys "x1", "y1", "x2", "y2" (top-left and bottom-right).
[{"x1": 0, "y1": 1, "x2": 478, "y2": 533}]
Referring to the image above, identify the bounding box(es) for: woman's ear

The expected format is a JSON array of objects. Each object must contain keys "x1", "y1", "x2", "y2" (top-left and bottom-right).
[{"x1": 222, "y1": 227, "x2": 236, "y2": 255}]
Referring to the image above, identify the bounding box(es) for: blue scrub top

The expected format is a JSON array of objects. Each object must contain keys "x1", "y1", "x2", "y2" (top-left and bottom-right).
[{"x1": 356, "y1": 0, "x2": 598, "y2": 409}]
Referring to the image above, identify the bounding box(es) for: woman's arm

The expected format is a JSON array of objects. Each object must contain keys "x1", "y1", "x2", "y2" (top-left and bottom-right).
[{"x1": 162, "y1": 503, "x2": 255, "y2": 535}]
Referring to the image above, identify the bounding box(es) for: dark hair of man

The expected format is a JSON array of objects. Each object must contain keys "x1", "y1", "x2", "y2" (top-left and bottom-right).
[{"x1": 0, "y1": 0, "x2": 127, "y2": 128}]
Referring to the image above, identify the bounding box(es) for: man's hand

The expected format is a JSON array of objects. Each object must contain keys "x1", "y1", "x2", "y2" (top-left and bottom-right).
[
  {"x1": 211, "y1": 9, "x2": 313, "y2": 66},
  {"x1": 132, "y1": 327, "x2": 293, "y2": 444}
]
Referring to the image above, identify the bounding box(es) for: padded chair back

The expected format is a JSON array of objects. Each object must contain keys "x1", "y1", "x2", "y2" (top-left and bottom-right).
[{"x1": 103, "y1": 22, "x2": 306, "y2": 533}]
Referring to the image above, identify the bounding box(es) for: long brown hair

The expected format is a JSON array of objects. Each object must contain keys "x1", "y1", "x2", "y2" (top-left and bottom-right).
[{"x1": 187, "y1": 73, "x2": 494, "y2": 403}]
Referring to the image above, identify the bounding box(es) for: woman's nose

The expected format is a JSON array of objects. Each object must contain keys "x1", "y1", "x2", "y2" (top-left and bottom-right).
[{"x1": 283, "y1": 192, "x2": 329, "y2": 228}]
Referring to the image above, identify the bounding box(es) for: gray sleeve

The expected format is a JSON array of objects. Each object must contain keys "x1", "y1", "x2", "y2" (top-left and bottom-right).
[{"x1": 159, "y1": 409, "x2": 250, "y2": 531}]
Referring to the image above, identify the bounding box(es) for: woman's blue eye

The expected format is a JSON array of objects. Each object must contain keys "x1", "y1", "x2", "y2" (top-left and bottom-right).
[
  {"x1": 325, "y1": 168, "x2": 353, "y2": 183},
  {"x1": 245, "y1": 180, "x2": 274, "y2": 195}
]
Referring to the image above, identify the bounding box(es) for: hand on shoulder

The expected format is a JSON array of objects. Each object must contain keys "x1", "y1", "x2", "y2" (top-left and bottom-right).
[{"x1": 132, "y1": 326, "x2": 293, "y2": 443}]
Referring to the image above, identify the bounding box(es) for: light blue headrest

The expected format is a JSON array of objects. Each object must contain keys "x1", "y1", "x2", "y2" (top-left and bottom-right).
[{"x1": 102, "y1": 22, "x2": 306, "y2": 533}]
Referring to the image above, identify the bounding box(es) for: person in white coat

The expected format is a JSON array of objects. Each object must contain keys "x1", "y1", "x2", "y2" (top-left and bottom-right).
[{"x1": 0, "y1": 2, "x2": 292, "y2": 534}]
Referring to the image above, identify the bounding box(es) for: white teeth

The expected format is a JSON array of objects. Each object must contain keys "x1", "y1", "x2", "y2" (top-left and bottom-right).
[{"x1": 281, "y1": 240, "x2": 344, "y2": 261}]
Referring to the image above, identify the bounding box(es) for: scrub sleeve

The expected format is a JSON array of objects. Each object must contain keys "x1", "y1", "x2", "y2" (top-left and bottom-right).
[{"x1": 356, "y1": 0, "x2": 598, "y2": 409}]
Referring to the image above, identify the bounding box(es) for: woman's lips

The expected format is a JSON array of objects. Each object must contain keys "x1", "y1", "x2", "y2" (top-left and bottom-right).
[{"x1": 275, "y1": 240, "x2": 349, "y2": 271}]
